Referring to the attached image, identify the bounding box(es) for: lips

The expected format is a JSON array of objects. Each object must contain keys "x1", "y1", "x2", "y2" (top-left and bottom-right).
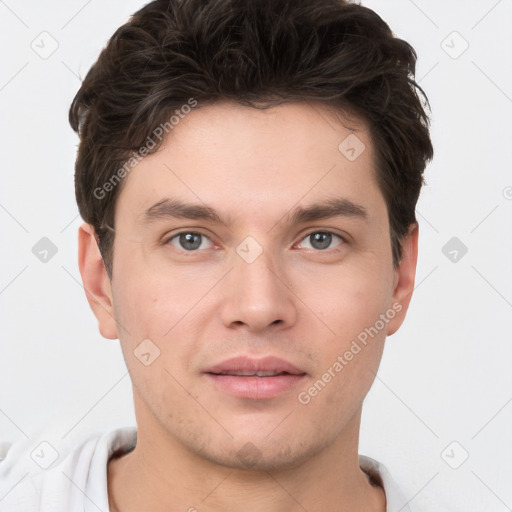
[
  {"x1": 204, "y1": 355, "x2": 305, "y2": 376},
  {"x1": 204, "y1": 356, "x2": 306, "y2": 400},
  {"x1": 214, "y1": 370, "x2": 291, "y2": 377}
]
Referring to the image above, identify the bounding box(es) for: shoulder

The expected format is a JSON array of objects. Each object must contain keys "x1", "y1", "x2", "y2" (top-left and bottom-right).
[
  {"x1": 0, "y1": 425, "x2": 137, "y2": 512},
  {"x1": 359, "y1": 454, "x2": 412, "y2": 512}
]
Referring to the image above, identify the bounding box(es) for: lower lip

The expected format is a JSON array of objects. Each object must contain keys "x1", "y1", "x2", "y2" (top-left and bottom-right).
[{"x1": 205, "y1": 373, "x2": 306, "y2": 400}]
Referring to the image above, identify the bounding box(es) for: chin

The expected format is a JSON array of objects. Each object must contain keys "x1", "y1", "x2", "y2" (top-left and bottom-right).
[{"x1": 184, "y1": 431, "x2": 322, "y2": 472}]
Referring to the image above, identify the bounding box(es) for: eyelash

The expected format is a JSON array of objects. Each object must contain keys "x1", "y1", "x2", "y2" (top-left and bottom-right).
[{"x1": 164, "y1": 230, "x2": 347, "y2": 253}]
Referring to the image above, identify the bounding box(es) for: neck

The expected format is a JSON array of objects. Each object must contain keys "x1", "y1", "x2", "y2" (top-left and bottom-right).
[{"x1": 107, "y1": 408, "x2": 386, "y2": 512}]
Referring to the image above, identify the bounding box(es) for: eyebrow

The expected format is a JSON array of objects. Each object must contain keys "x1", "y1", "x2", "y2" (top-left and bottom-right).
[
  {"x1": 285, "y1": 197, "x2": 368, "y2": 225},
  {"x1": 139, "y1": 196, "x2": 368, "y2": 227}
]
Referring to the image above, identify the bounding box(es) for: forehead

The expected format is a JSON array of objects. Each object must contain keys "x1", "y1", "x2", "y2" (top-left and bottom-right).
[{"x1": 115, "y1": 100, "x2": 385, "y2": 228}]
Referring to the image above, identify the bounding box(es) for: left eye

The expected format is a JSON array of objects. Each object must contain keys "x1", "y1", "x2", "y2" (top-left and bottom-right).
[
  {"x1": 167, "y1": 232, "x2": 214, "y2": 251},
  {"x1": 298, "y1": 231, "x2": 344, "y2": 251}
]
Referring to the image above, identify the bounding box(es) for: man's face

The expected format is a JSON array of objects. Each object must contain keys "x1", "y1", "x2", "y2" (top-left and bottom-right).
[{"x1": 95, "y1": 100, "x2": 414, "y2": 470}]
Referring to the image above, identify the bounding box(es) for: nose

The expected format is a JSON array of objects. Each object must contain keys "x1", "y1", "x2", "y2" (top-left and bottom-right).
[{"x1": 219, "y1": 245, "x2": 297, "y2": 333}]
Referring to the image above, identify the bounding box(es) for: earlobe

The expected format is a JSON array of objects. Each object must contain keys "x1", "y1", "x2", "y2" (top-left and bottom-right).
[
  {"x1": 386, "y1": 223, "x2": 419, "y2": 336},
  {"x1": 77, "y1": 223, "x2": 119, "y2": 340}
]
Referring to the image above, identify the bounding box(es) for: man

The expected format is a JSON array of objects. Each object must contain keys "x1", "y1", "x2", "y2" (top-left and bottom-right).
[{"x1": 0, "y1": 0, "x2": 433, "y2": 510}]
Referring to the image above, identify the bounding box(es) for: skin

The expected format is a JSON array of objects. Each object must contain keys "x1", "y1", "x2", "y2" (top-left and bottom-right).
[{"x1": 78, "y1": 100, "x2": 418, "y2": 512}]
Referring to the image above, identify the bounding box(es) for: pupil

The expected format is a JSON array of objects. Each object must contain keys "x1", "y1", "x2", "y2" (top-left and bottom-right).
[
  {"x1": 180, "y1": 233, "x2": 201, "y2": 250},
  {"x1": 311, "y1": 232, "x2": 331, "y2": 250}
]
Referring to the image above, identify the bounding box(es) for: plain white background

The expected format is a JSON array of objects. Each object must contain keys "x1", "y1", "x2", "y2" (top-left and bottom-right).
[{"x1": 0, "y1": 1, "x2": 511, "y2": 510}]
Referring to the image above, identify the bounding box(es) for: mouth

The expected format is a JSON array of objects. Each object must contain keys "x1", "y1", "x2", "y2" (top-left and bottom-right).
[
  {"x1": 203, "y1": 356, "x2": 307, "y2": 400},
  {"x1": 208, "y1": 370, "x2": 300, "y2": 377}
]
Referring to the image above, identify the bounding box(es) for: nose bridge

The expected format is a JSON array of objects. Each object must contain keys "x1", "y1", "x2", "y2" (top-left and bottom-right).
[
  {"x1": 235, "y1": 244, "x2": 279, "y2": 294},
  {"x1": 220, "y1": 235, "x2": 297, "y2": 331}
]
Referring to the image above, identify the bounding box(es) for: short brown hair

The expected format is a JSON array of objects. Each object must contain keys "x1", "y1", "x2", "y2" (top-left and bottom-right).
[{"x1": 69, "y1": 0, "x2": 433, "y2": 278}]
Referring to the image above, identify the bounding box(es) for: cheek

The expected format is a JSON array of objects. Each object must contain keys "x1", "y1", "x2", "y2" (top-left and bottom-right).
[
  {"x1": 111, "y1": 261, "x2": 215, "y2": 377},
  {"x1": 291, "y1": 260, "x2": 391, "y2": 398},
  {"x1": 299, "y1": 327, "x2": 386, "y2": 418},
  {"x1": 112, "y1": 277, "x2": 165, "y2": 339},
  {"x1": 112, "y1": 249, "x2": 200, "y2": 338},
  {"x1": 292, "y1": 258, "x2": 392, "y2": 333}
]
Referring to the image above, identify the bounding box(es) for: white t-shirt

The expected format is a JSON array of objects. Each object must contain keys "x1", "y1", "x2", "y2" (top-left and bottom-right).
[{"x1": 0, "y1": 426, "x2": 412, "y2": 511}]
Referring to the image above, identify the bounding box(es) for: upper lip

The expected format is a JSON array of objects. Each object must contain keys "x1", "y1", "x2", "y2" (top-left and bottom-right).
[{"x1": 204, "y1": 355, "x2": 306, "y2": 376}]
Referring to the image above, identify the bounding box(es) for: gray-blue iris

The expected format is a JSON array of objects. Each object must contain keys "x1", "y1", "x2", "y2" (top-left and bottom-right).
[
  {"x1": 309, "y1": 232, "x2": 331, "y2": 250},
  {"x1": 180, "y1": 232, "x2": 202, "y2": 250}
]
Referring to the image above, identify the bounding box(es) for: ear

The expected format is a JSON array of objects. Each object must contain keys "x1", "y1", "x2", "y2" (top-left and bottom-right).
[
  {"x1": 386, "y1": 223, "x2": 419, "y2": 336},
  {"x1": 77, "y1": 222, "x2": 118, "y2": 340}
]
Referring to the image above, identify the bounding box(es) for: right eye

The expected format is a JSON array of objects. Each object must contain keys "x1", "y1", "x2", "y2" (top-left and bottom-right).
[{"x1": 166, "y1": 231, "x2": 215, "y2": 252}]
